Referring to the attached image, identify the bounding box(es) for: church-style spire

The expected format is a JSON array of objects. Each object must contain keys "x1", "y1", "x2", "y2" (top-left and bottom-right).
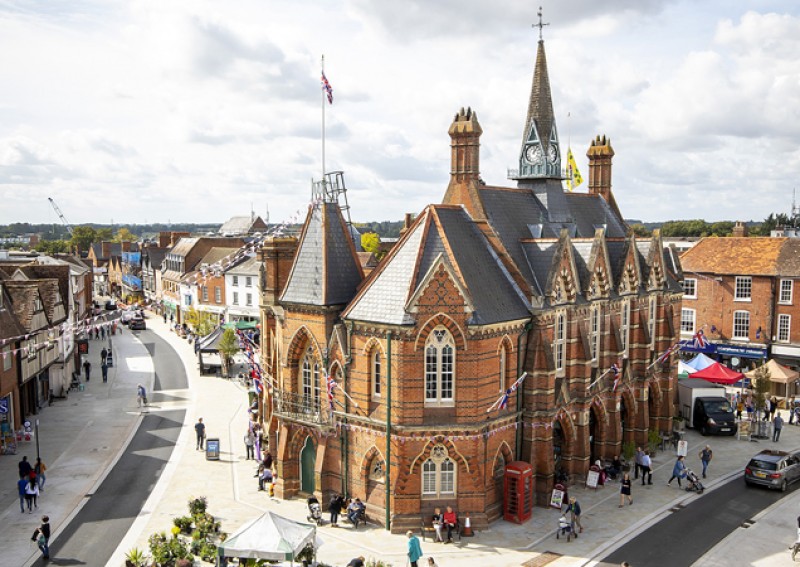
[{"x1": 511, "y1": 9, "x2": 561, "y2": 182}]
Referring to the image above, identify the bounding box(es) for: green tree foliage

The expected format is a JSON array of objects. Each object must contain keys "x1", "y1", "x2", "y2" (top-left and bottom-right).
[
  {"x1": 70, "y1": 226, "x2": 97, "y2": 253},
  {"x1": 96, "y1": 227, "x2": 113, "y2": 241},
  {"x1": 217, "y1": 328, "x2": 240, "y2": 377},
  {"x1": 184, "y1": 307, "x2": 217, "y2": 336},
  {"x1": 114, "y1": 228, "x2": 137, "y2": 242},
  {"x1": 629, "y1": 223, "x2": 651, "y2": 237},
  {"x1": 659, "y1": 220, "x2": 710, "y2": 237},
  {"x1": 709, "y1": 221, "x2": 734, "y2": 236},
  {"x1": 752, "y1": 365, "x2": 772, "y2": 417},
  {"x1": 35, "y1": 240, "x2": 70, "y2": 255},
  {"x1": 353, "y1": 220, "x2": 404, "y2": 238},
  {"x1": 361, "y1": 232, "x2": 381, "y2": 254},
  {"x1": 752, "y1": 213, "x2": 794, "y2": 236}
]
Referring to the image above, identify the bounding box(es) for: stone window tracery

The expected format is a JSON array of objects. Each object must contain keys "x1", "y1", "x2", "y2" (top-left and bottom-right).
[
  {"x1": 422, "y1": 444, "x2": 456, "y2": 497},
  {"x1": 425, "y1": 327, "x2": 455, "y2": 405}
]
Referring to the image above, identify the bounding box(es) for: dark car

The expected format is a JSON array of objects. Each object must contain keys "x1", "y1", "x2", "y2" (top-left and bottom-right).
[
  {"x1": 104, "y1": 300, "x2": 116, "y2": 311},
  {"x1": 744, "y1": 450, "x2": 800, "y2": 491},
  {"x1": 129, "y1": 317, "x2": 146, "y2": 331}
]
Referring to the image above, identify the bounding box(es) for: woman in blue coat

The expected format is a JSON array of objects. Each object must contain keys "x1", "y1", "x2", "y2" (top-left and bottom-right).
[
  {"x1": 407, "y1": 530, "x2": 423, "y2": 567},
  {"x1": 668, "y1": 455, "x2": 687, "y2": 487}
]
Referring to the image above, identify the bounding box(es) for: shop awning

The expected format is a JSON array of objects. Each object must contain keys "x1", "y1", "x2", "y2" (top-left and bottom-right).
[
  {"x1": 745, "y1": 359, "x2": 800, "y2": 384},
  {"x1": 685, "y1": 353, "x2": 716, "y2": 371},
  {"x1": 690, "y1": 362, "x2": 744, "y2": 385}
]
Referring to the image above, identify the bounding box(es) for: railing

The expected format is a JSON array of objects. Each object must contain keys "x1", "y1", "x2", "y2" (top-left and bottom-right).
[{"x1": 272, "y1": 389, "x2": 332, "y2": 425}]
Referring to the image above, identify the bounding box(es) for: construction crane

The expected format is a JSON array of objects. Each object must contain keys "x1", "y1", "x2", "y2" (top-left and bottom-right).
[{"x1": 48, "y1": 197, "x2": 74, "y2": 236}]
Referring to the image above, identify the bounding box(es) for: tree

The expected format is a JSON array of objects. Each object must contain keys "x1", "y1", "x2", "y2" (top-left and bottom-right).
[
  {"x1": 184, "y1": 307, "x2": 217, "y2": 336},
  {"x1": 96, "y1": 227, "x2": 113, "y2": 241},
  {"x1": 709, "y1": 221, "x2": 734, "y2": 236},
  {"x1": 629, "y1": 223, "x2": 651, "y2": 237},
  {"x1": 70, "y1": 226, "x2": 97, "y2": 253},
  {"x1": 361, "y1": 232, "x2": 381, "y2": 256},
  {"x1": 35, "y1": 240, "x2": 70, "y2": 255},
  {"x1": 114, "y1": 228, "x2": 137, "y2": 242},
  {"x1": 752, "y1": 364, "x2": 772, "y2": 420},
  {"x1": 217, "y1": 328, "x2": 240, "y2": 377}
]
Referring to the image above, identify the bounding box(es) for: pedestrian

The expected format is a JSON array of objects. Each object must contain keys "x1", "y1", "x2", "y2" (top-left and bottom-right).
[
  {"x1": 35, "y1": 458, "x2": 47, "y2": 491},
  {"x1": 619, "y1": 472, "x2": 633, "y2": 507},
  {"x1": 100, "y1": 347, "x2": 108, "y2": 364},
  {"x1": 17, "y1": 476, "x2": 28, "y2": 513},
  {"x1": 100, "y1": 325, "x2": 106, "y2": 340},
  {"x1": 170, "y1": 313, "x2": 174, "y2": 325},
  {"x1": 698, "y1": 445, "x2": 713, "y2": 478},
  {"x1": 346, "y1": 557, "x2": 365, "y2": 567},
  {"x1": 195, "y1": 417, "x2": 206, "y2": 450},
  {"x1": 163, "y1": 311, "x2": 167, "y2": 324},
  {"x1": 774, "y1": 411, "x2": 785, "y2": 442},
  {"x1": 640, "y1": 451, "x2": 652, "y2": 485},
  {"x1": 83, "y1": 359, "x2": 91, "y2": 381},
  {"x1": 25, "y1": 476, "x2": 39, "y2": 512},
  {"x1": 667, "y1": 455, "x2": 687, "y2": 487},
  {"x1": 407, "y1": 530, "x2": 423, "y2": 567},
  {"x1": 19, "y1": 455, "x2": 32, "y2": 479},
  {"x1": 244, "y1": 429, "x2": 255, "y2": 460},
  {"x1": 427, "y1": 558, "x2": 438, "y2": 567},
  {"x1": 790, "y1": 396, "x2": 797, "y2": 425},
  {"x1": 31, "y1": 515, "x2": 50, "y2": 560},
  {"x1": 634, "y1": 446, "x2": 644, "y2": 480},
  {"x1": 329, "y1": 493, "x2": 344, "y2": 526},
  {"x1": 263, "y1": 451, "x2": 273, "y2": 470},
  {"x1": 771, "y1": 396, "x2": 779, "y2": 421},
  {"x1": 736, "y1": 398, "x2": 744, "y2": 420},
  {"x1": 763, "y1": 397, "x2": 772, "y2": 422},
  {"x1": 567, "y1": 496, "x2": 583, "y2": 534},
  {"x1": 101, "y1": 362, "x2": 109, "y2": 383},
  {"x1": 137, "y1": 383, "x2": 147, "y2": 407}
]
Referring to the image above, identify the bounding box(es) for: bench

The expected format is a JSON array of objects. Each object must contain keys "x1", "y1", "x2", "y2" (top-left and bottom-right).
[{"x1": 420, "y1": 514, "x2": 461, "y2": 542}]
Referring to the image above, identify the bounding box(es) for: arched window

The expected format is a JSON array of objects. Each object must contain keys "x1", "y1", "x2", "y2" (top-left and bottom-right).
[
  {"x1": 499, "y1": 346, "x2": 507, "y2": 393},
  {"x1": 372, "y1": 348, "x2": 382, "y2": 398},
  {"x1": 421, "y1": 444, "x2": 457, "y2": 498},
  {"x1": 620, "y1": 301, "x2": 630, "y2": 354},
  {"x1": 554, "y1": 312, "x2": 567, "y2": 373},
  {"x1": 300, "y1": 347, "x2": 320, "y2": 410},
  {"x1": 425, "y1": 327, "x2": 455, "y2": 405}
]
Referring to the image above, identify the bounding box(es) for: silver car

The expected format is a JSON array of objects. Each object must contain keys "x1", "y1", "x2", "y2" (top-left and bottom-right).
[{"x1": 744, "y1": 450, "x2": 800, "y2": 492}]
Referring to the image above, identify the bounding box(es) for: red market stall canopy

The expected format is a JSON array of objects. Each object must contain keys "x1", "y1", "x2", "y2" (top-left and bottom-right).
[{"x1": 690, "y1": 362, "x2": 745, "y2": 385}]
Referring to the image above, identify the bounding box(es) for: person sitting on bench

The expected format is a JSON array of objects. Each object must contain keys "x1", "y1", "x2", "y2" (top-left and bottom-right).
[
  {"x1": 443, "y1": 506, "x2": 458, "y2": 542},
  {"x1": 347, "y1": 498, "x2": 365, "y2": 525}
]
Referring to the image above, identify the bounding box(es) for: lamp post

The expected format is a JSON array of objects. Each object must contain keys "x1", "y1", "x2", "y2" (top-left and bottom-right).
[{"x1": 35, "y1": 419, "x2": 40, "y2": 461}]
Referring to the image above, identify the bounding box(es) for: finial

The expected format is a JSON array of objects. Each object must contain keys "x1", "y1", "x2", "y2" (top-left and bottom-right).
[{"x1": 534, "y1": 6, "x2": 549, "y2": 41}]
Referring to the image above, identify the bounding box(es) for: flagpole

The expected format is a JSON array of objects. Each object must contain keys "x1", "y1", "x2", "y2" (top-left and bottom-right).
[{"x1": 321, "y1": 54, "x2": 326, "y2": 192}]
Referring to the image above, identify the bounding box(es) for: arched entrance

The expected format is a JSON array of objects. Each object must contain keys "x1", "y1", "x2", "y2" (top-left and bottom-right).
[
  {"x1": 620, "y1": 397, "x2": 629, "y2": 442},
  {"x1": 589, "y1": 407, "x2": 600, "y2": 463},
  {"x1": 300, "y1": 436, "x2": 316, "y2": 494},
  {"x1": 553, "y1": 421, "x2": 565, "y2": 474}
]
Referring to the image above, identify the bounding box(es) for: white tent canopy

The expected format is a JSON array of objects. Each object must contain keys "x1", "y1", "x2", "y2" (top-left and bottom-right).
[
  {"x1": 218, "y1": 511, "x2": 320, "y2": 561},
  {"x1": 678, "y1": 360, "x2": 697, "y2": 376}
]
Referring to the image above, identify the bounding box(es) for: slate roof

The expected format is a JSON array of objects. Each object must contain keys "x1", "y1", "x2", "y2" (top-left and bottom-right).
[
  {"x1": 169, "y1": 237, "x2": 199, "y2": 258},
  {"x1": 226, "y1": 256, "x2": 260, "y2": 276},
  {"x1": 197, "y1": 248, "x2": 241, "y2": 270},
  {"x1": 143, "y1": 248, "x2": 167, "y2": 271},
  {"x1": 776, "y1": 239, "x2": 800, "y2": 277},
  {"x1": 280, "y1": 201, "x2": 364, "y2": 307},
  {"x1": 563, "y1": 193, "x2": 627, "y2": 237},
  {"x1": 89, "y1": 242, "x2": 140, "y2": 260},
  {"x1": 344, "y1": 205, "x2": 531, "y2": 326},
  {"x1": 219, "y1": 215, "x2": 268, "y2": 235},
  {"x1": 681, "y1": 237, "x2": 786, "y2": 276},
  {"x1": 2, "y1": 282, "x2": 41, "y2": 332},
  {"x1": 0, "y1": 284, "x2": 25, "y2": 341}
]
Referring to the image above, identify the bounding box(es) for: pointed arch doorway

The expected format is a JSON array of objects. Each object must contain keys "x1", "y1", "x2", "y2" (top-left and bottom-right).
[{"x1": 300, "y1": 436, "x2": 316, "y2": 494}]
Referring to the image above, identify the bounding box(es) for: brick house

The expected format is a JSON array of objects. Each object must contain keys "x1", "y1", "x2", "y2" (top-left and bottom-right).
[
  {"x1": 192, "y1": 247, "x2": 241, "y2": 322},
  {"x1": 679, "y1": 237, "x2": 800, "y2": 383},
  {"x1": 258, "y1": 36, "x2": 683, "y2": 531}
]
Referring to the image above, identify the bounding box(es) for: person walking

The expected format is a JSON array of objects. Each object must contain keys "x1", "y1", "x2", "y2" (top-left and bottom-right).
[
  {"x1": 17, "y1": 476, "x2": 28, "y2": 513},
  {"x1": 790, "y1": 396, "x2": 797, "y2": 425},
  {"x1": 329, "y1": 493, "x2": 344, "y2": 526},
  {"x1": 634, "y1": 446, "x2": 644, "y2": 480},
  {"x1": 699, "y1": 445, "x2": 713, "y2": 478},
  {"x1": 244, "y1": 429, "x2": 255, "y2": 460},
  {"x1": 163, "y1": 311, "x2": 167, "y2": 324},
  {"x1": 31, "y1": 515, "x2": 50, "y2": 560},
  {"x1": 35, "y1": 458, "x2": 47, "y2": 491},
  {"x1": 567, "y1": 496, "x2": 583, "y2": 534},
  {"x1": 774, "y1": 411, "x2": 785, "y2": 442},
  {"x1": 83, "y1": 359, "x2": 91, "y2": 381},
  {"x1": 100, "y1": 347, "x2": 108, "y2": 364},
  {"x1": 101, "y1": 362, "x2": 109, "y2": 383},
  {"x1": 137, "y1": 383, "x2": 147, "y2": 407},
  {"x1": 619, "y1": 472, "x2": 633, "y2": 507},
  {"x1": 195, "y1": 418, "x2": 206, "y2": 450},
  {"x1": 19, "y1": 455, "x2": 32, "y2": 479},
  {"x1": 668, "y1": 455, "x2": 687, "y2": 487},
  {"x1": 771, "y1": 396, "x2": 779, "y2": 421},
  {"x1": 406, "y1": 530, "x2": 423, "y2": 567},
  {"x1": 640, "y1": 451, "x2": 653, "y2": 485},
  {"x1": 25, "y1": 475, "x2": 39, "y2": 512}
]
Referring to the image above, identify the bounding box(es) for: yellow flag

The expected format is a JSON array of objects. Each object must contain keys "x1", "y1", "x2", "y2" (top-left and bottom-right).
[{"x1": 566, "y1": 148, "x2": 583, "y2": 192}]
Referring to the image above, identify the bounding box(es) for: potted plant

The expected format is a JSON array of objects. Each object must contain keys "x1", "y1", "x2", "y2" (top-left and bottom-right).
[
  {"x1": 188, "y1": 496, "x2": 208, "y2": 517},
  {"x1": 621, "y1": 441, "x2": 636, "y2": 470},
  {"x1": 125, "y1": 547, "x2": 148, "y2": 567},
  {"x1": 296, "y1": 543, "x2": 315, "y2": 567},
  {"x1": 647, "y1": 429, "x2": 661, "y2": 455},
  {"x1": 672, "y1": 415, "x2": 686, "y2": 432},
  {"x1": 173, "y1": 516, "x2": 194, "y2": 535}
]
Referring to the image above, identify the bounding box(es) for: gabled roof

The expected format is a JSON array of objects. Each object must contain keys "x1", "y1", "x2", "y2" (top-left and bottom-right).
[
  {"x1": 2, "y1": 282, "x2": 42, "y2": 332},
  {"x1": 225, "y1": 256, "x2": 260, "y2": 276},
  {"x1": 681, "y1": 237, "x2": 786, "y2": 276},
  {"x1": 197, "y1": 247, "x2": 241, "y2": 271},
  {"x1": 168, "y1": 237, "x2": 200, "y2": 258},
  {"x1": 0, "y1": 284, "x2": 25, "y2": 341},
  {"x1": 143, "y1": 248, "x2": 168, "y2": 271},
  {"x1": 280, "y1": 201, "x2": 364, "y2": 307},
  {"x1": 219, "y1": 215, "x2": 268, "y2": 235},
  {"x1": 344, "y1": 205, "x2": 530, "y2": 325}
]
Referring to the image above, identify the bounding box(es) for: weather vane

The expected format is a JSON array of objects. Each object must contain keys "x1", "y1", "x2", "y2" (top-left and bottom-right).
[{"x1": 534, "y1": 6, "x2": 549, "y2": 40}]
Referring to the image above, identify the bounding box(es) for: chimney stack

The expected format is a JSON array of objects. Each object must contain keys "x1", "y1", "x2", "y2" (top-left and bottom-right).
[
  {"x1": 587, "y1": 135, "x2": 621, "y2": 219},
  {"x1": 732, "y1": 221, "x2": 748, "y2": 237},
  {"x1": 442, "y1": 107, "x2": 487, "y2": 221}
]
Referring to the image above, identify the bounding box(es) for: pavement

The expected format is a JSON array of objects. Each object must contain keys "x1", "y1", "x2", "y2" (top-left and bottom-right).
[{"x1": 3, "y1": 314, "x2": 800, "y2": 567}]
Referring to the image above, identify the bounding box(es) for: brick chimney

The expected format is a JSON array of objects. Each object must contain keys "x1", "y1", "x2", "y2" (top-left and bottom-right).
[
  {"x1": 732, "y1": 221, "x2": 748, "y2": 237},
  {"x1": 400, "y1": 213, "x2": 415, "y2": 236},
  {"x1": 259, "y1": 236, "x2": 299, "y2": 306},
  {"x1": 442, "y1": 107, "x2": 487, "y2": 220},
  {"x1": 101, "y1": 242, "x2": 111, "y2": 258},
  {"x1": 121, "y1": 241, "x2": 131, "y2": 252},
  {"x1": 170, "y1": 231, "x2": 190, "y2": 246},
  {"x1": 158, "y1": 232, "x2": 171, "y2": 248},
  {"x1": 587, "y1": 135, "x2": 621, "y2": 219}
]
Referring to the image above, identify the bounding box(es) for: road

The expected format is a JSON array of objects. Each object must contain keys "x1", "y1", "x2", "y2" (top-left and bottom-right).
[
  {"x1": 37, "y1": 329, "x2": 187, "y2": 567},
  {"x1": 598, "y1": 475, "x2": 792, "y2": 567}
]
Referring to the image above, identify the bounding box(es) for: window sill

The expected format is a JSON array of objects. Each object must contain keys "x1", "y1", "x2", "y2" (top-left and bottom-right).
[
  {"x1": 683, "y1": 296, "x2": 697, "y2": 300},
  {"x1": 733, "y1": 298, "x2": 752, "y2": 303},
  {"x1": 424, "y1": 401, "x2": 455, "y2": 408},
  {"x1": 778, "y1": 301, "x2": 793, "y2": 306},
  {"x1": 731, "y1": 337, "x2": 750, "y2": 342}
]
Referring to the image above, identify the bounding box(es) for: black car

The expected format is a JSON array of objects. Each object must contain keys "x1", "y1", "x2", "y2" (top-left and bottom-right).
[
  {"x1": 129, "y1": 317, "x2": 146, "y2": 330},
  {"x1": 104, "y1": 300, "x2": 116, "y2": 311}
]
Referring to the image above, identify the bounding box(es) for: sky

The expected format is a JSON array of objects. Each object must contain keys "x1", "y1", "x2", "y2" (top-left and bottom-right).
[{"x1": 1, "y1": 0, "x2": 799, "y2": 226}]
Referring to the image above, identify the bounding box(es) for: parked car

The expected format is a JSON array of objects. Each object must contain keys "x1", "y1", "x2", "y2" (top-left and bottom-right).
[
  {"x1": 129, "y1": 317, "x2": 146, "y2": 331},
  {"x1": 104, "y1": 300, "x2": 116, "y2": 311},
  {"x1": 121, "y1": 310, "x2": 135, "y2": 325},
  {"x1": 744, "y1": 450, "x2": 800, "y2": 491}
]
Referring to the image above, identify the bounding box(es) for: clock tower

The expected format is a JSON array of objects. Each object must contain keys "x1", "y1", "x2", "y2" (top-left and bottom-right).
[{"x1": 510, "y1": 19, "x2": 562, "y2": 182}]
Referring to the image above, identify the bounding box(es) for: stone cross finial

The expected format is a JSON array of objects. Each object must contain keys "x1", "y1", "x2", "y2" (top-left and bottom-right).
[{"x1": 534, "y1": 6, "x2": 549, "y2": 40}]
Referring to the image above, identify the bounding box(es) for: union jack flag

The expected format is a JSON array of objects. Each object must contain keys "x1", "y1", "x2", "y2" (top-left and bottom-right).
[
  {"x1": 692, "y1": 329, "x2": 709, "y2": 349},
  {"x1": 253, "y1": 376, "x2": 263, "y2": 395},
  {"x1": 656, "y1": 343, "x2": 678, "y2": 365},
  {"x1": 611, "y1": 362, "x2": 621, "y2": 392},
  {"x1": 498, "y1": 390, "x2": 511, "y2": 410},
  {"x1": 321, "y1": 72, "x2": 333, "y2": 104},
  {"x1": 326, "y1": 372, "x2": 338, "y2": 411}
]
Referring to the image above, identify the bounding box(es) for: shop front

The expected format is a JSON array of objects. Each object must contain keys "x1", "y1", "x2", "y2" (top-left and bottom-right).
[{"x1": 716, "y1": 344, "x2": 768, "y2": 373}]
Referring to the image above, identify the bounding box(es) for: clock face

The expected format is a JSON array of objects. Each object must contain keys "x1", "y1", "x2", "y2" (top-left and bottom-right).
[
  {"x1": 525, "y1": 145, "x2": 543, "y2": 164},
  {"x1": 548, "y1": 143, "x2": 559, "y2": 163}
]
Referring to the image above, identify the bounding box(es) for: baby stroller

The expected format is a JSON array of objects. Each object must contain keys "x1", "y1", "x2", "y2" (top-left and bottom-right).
[
  {"x1": 685, "y1": 469, "x2": 705, "y2": 494},
  {"x1": 556, "y1": 515, "x2": 575, "y2": 542},
  {"x1": 306, "y1": 496, "x2": 324, "y2": 525}
]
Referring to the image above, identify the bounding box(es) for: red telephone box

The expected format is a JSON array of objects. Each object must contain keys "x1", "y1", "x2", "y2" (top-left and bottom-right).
[{"x1": 503, "y1": 461, "x2": 533, "y2": 524}]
